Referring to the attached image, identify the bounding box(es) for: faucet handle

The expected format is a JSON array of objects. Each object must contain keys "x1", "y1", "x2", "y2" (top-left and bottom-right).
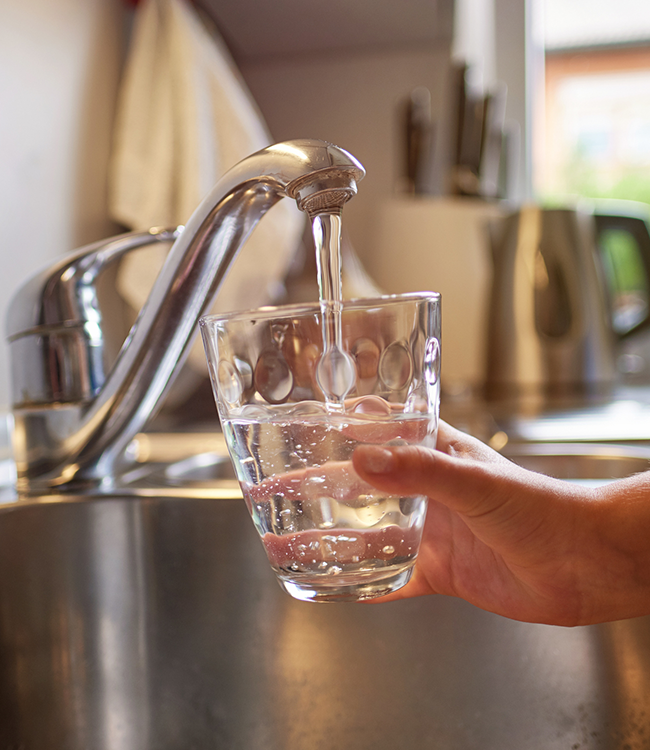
[{"x1": 7, "y1": 227, "x2": 180, "y2": 407}]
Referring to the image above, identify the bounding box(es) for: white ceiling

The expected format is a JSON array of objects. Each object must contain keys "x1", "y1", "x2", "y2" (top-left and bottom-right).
[{"x1": 197, "y1": 0, "x2": 453, "y2": 61}]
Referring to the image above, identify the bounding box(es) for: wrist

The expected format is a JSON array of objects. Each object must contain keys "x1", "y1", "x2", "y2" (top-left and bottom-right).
[{"x1": 579, "y1": 475, "x2": 650, "y2": 622}]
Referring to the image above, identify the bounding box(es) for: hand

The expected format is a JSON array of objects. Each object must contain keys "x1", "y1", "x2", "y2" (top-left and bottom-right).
[{"x1": 353, "y1": 421, "x2": 650, "y2": 626}]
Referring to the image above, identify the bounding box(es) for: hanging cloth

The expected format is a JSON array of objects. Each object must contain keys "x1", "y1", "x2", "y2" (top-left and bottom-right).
[{"x1": 109, "y1": 0, "x2": 304, "y2": 381}]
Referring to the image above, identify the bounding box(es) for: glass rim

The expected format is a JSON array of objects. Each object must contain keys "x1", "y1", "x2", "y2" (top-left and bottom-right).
[{"x1": 199, "y1": 291, "x2": 440, "y2": 326}]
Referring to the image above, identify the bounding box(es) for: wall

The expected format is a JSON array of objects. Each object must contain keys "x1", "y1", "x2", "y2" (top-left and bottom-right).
[
  {"x1": 0, "y1": 0, "x2": 126, "y2": 410},
  {"x1": 239, "y1": 45, "x2": 453, "y2": 270}
]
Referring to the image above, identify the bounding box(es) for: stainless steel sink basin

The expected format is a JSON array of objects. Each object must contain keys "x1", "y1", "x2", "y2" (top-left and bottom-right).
[
  {"x1": 0, "y1": 493, "x2": 649, "y2": 749},
  {"x1": 503, "y1": 442, "x2": 650, "y2": 483},
  {"x1": 118, "y1": 432, "x2": 242, "y2": 499},
  {"x1": 2, "y1": 422, "x2": 650, "y2": 748},
  {"x1": 123, "y1": 432, "x2": 650, "y2": 497}
]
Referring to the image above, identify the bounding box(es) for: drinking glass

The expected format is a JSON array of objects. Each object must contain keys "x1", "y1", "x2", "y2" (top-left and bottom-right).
[{"x1": 200, "y1": 293, "x2": 441, "y2": 602}]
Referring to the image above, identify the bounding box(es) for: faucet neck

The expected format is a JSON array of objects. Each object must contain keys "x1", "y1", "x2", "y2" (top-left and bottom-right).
[{"x1": 9, "y1": 140, "x2": 365, "y2": 494}]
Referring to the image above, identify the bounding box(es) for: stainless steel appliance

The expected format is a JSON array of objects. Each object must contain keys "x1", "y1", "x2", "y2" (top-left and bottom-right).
[{"x1": 485, "y1": 202, "x2": 650, "y2": 401}]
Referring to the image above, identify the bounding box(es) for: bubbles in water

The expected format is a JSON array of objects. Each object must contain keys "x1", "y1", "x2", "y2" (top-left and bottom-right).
[
  {"x1": 355, "y1": 497, "x2": 388, "y2": 527},
  {"x1": 300, "y1": 474, "x2": 326, "y2": 498},
  {"x1": 312, "y1": 496, "x2": 337, "y2": 529},
  {"x1": 271, "y1": 494, "x2": 296, "y2": 533},
  {"x1": 317, "y1": 346, "x2": 356, "y2": 400},
  {"x1": 317, "y1": 533, "x2": 366, "y2": 562}
]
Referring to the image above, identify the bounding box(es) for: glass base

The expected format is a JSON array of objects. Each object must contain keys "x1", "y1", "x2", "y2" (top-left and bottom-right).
[{"x1": 276, "y1": 564, "x2": 414, "y2": 603}]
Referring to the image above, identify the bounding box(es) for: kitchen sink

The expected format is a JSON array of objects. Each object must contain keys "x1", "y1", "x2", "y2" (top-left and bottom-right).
[
  {"x1": 121, "y1": 431, "x2": 650, "y2": 498},
  {"x1": 1, "y1": 420, "x2": 650, "y2": 748},
  {"x1": 120, "y1": 431, "x2": 242, "y2": 498},
  {"x1": 502, "y1": 441, "x2": 650, "y2": 483},
  {"x1": 0, "y1": 492, "x2": 649, "y2": 750}
]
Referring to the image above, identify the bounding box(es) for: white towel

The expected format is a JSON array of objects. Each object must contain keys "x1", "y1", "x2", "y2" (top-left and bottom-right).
[{"x1": 109, "y1": 0, "x2": 304, "y2": 382}]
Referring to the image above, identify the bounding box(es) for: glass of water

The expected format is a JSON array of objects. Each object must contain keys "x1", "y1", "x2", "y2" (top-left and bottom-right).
[{"x1": 200, "y1": 293, "x2": 441, "y2": 602}]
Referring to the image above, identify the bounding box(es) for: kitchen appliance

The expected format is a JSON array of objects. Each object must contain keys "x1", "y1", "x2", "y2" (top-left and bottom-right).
[{"x1": 485, "y1": 202, "x2": 650, "y2": 401}]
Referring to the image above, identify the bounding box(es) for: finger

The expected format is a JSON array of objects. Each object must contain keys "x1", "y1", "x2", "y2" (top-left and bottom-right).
[
  {"x1": 242, "y1": 461, "x2": 371, "y2": 506},
  {"x1": 341, "y1": 410, "x2": 433, "y2": 445},
  {"x1": 352, "y1": 443, "x2": 514, "y2": 519},
  {"x1": 261, "y1": 524, "x2": 422, "y2": 568},
  {"x1": 436, "y1": 420, "x2": 506, "y2": 464},
  {"x1": 352, "y1": 441, "x2": 585, "y2": 563}
]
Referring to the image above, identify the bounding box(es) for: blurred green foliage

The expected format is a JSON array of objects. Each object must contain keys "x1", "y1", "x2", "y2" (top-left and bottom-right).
[{"x1": 545, "y1": 149, "x2": 650, "y2": 206}]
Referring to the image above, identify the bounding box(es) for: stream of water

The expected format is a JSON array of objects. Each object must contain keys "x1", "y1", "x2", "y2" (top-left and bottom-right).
[{"x1": 311, "y1": 211, "x2": 357, "y2": 409}]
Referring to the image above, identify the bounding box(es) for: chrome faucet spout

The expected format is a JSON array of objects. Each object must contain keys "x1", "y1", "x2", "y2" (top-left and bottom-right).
[{"x1": 7, "y1": 139, "x2": 365, "y2": 493}]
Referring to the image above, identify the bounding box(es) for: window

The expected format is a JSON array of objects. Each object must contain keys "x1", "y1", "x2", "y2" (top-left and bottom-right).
[{"x1": 540, "y1": 0, "x2": 650, "y2": 205}]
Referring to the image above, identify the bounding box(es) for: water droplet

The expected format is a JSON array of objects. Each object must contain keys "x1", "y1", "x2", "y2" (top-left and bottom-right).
[{"x1": 382, "y1": 545, "x2": 396, "y2": 556}]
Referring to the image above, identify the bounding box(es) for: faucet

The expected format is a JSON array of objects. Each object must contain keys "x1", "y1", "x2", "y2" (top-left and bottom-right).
[{"x1": 7, "y1": 140, "x2": 365, "y2": 495}]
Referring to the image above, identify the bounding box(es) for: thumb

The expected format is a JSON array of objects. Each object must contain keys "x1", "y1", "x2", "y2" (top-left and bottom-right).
[{"x1": 352, "y1": 443, "x2": 541, "y2": 522}]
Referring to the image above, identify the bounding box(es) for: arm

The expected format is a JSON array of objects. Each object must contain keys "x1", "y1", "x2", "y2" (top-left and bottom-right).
[{"x1": 353, "y1": 421, "x2": 650, "y2": 626}]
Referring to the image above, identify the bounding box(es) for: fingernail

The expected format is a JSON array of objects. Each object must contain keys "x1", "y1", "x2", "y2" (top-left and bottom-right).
[{"x1": 359, "y1": 446, "x2": 395, "y2": 474}]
